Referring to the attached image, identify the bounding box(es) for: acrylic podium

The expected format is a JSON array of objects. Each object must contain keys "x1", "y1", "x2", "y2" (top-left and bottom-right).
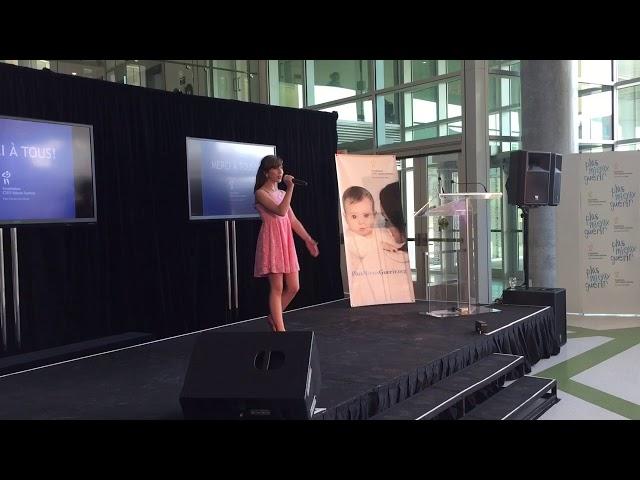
[{"x1": 414, "y1": 191, "x2": 503, "y2": 317}]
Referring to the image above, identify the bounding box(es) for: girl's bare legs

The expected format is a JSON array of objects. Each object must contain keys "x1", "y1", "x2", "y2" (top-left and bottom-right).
[
  {"x1": 281, "y1": 271, "x2": 300, "y2": 312},
  {"x1": 268, "y1": 273, "x2": 285, "y2": 331},
  {"x1": 267, "y1": 272, "x2": 300, "y2": 332}
]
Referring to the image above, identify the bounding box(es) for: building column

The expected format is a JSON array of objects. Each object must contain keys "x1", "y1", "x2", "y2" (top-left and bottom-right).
[
  {"x1": 520, "y1": 60, "x2": 578, "y2": 287},
  {"x1": 260, "y1": 60, "x2": 272, "y2": 104},
  {"x1": 461, "y1": 60, "x2": 491, "y2": 303}
]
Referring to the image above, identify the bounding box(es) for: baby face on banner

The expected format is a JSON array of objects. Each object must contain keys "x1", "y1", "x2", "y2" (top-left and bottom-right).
[{"x1": 344, "y1": 197, "x2": 376, "y2": 237}]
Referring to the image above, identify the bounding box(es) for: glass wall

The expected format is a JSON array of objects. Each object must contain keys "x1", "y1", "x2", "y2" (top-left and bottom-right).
[
  {"x1": 579, "y1": 83, "x2": 613, "y2": 141},
  {"x1": 310, "y1": 60, "x2": 370, "y2": 105},
  {"x1": 618, "y1": 84, "x2": 640, "y2": 140},
  {"x1": 488, "y1": 61, "x2": 521, "y2": 156},
  {"x1": 0, "y1": 60, "x2": 262, "y2": 103},
  {"x1": 576, "y1": 60, "x2": 640, "y2": 153},
  {"x1": 612, "y1": 61, "x2": 640, "y2": 150},
  {"x1": 269, "y1": 60, "x2": 463, "y2": 152},
  {"x1": 399, "y1": 153, "x2": 461, "y2": 300},
  {"x1": 380, "y1": 60, "x2": 461, "y2": 89},
  {"x1": 617, "y1": 60, "x2": 640, "y2": 81},
  {"x1": 487, "y1": 61, "x2": 523, "y2": 299},
  {"x1": 320, "y1": 100, "x2": 374, "y2": 150},
  {"x1": 579, "y1": 60, "x2": 612, "y2": 84},
  {"x1": 577, "y1": 61, "x2": 614, "y2": 152},
  {"x1": 275, "y1": 60, "x2": 304, "y2": 108}
]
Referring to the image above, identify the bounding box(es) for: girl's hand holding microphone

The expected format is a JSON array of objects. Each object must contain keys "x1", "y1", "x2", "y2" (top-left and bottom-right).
[{"x1": 283, "y1": 174, "x2": 295, "y2": 188}]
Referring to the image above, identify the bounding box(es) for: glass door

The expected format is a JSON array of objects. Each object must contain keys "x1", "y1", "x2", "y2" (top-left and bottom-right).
[
  {"x1": 489, "y1": 154, "x2": 524, "y2": 299},
  {"x1": 211, "y1": 60, "x2": 252, "y2": 102},
  {"x1": 398, "y1": 152, "x2": 461, "y2": 301}
]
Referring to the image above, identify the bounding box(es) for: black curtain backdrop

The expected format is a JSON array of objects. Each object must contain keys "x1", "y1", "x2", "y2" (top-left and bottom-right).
[{"x1": 0, "y1": 63, "x2": 342, "y2": 353}]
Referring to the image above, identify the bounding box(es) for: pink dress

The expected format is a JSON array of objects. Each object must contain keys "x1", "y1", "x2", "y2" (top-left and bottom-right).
[{"x1": 254, "y1": 189, "x2": 300, "y2": 277}]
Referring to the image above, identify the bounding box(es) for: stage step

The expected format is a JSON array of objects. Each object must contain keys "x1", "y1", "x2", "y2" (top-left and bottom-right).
[
  {"x1": 371, "y1": 353, "x2": 525, "y2": 420},
  {"x1": 462, "y1": 376, "x2": 558, "y2": 420}
]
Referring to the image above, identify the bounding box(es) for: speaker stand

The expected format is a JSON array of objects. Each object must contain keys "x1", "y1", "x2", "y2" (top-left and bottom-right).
[{"x1": 519, "y1": 205, "x2": 530, "y2": 288}]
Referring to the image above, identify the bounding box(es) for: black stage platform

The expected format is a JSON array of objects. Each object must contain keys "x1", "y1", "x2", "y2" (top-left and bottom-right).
[{"x1": 0, "y1": 299, "x2": 559, "y2": 420}]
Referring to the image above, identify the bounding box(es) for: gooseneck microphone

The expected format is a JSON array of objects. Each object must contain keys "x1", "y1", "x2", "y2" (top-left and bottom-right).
[
  {"x1": 292, "y1": 178, "x2": 308, "y2": 186},
  {"x1": 450, "y1": 179, "x2": 487, "y2": 192}
]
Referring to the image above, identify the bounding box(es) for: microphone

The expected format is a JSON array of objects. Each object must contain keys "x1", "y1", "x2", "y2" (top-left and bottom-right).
[
  {"x1": 292, "y1": 178, "x2": 308, "y2": 186},
  {"x1": 450, "y1": 179, "x2": 487, "y2": 192}
]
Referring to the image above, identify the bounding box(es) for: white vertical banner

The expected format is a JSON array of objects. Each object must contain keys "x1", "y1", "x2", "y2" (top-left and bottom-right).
[
  {"x1": 579, "y1": 152, "x2": 640, "y2": 313},
  {"x1": 556, "y1": 154, "x2": 582, "y2": 312},
  {"x1": 335, "y1": 154, "x2": 415, "y2": 307}
]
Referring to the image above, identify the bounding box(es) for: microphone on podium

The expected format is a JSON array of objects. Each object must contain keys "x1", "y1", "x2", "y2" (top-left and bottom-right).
[{"x1": 292, "y1": 178, "x2": 308, "y2": 186}]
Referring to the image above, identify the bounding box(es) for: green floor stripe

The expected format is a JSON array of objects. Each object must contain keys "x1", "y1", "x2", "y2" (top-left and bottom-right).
[
  {"x1": 537, "y1": 339, "x2": 633, "y2": 379},
  {"x1": 566, "y1": 326, "x2": 606, "y2": 339},
  {"x1": 534, "y1": 326, "x2": 640, "y2": 418},
  {"x1": 559, "y1": 380, "x2": 640, "y2": 419}
]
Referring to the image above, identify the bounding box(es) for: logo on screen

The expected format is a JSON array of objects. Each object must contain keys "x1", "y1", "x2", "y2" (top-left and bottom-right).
[{"x1": 1, "y1": 171, "x2": 10, "y2": 186}]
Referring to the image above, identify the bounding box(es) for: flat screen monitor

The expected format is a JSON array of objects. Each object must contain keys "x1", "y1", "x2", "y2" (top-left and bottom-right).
[
  {"x1": 186, "y1": 137, "x2": 276, "y2": 220},
  {"x1": 0, "y1": 115, "x2": 97, "y2": 225}
]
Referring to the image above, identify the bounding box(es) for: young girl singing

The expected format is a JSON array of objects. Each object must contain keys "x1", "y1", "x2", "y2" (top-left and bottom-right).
[{"x1": 254, "y1": 155, "x2": 319, "y2": 331}]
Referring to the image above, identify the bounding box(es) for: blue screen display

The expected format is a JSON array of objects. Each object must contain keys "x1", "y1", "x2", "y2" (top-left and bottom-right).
[
  {"x1": 186, "y1": 138, "x2": 275, "y2": 220},
  {"x1": 0, "y1": 116, "x2": 96, "y2": 224}
]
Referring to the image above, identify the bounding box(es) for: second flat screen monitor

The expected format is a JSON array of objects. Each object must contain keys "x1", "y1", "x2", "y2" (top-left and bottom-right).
[{"x1": 187, "y1": 138, "x2": 276, "y2": 220}]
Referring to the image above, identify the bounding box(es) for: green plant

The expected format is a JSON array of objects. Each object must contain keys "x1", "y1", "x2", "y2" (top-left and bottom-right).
[{"x1": 437, "y1": 216, "x2": 449, "y2": 231}]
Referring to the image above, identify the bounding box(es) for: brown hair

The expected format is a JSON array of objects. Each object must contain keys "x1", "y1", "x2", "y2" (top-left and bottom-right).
[{"x1": 254, "y1": 155, "x2": 283, "y2": 192}]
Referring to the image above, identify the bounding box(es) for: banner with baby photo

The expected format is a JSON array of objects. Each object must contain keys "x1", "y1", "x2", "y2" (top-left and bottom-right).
[{"x1": 335, "y1": 154, "x2": 415, "y2": 307}]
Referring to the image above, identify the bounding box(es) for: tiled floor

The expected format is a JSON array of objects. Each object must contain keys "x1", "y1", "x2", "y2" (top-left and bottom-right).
[{"x1": 532, "y1": 314, "x2": 640, "y2": 420}]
